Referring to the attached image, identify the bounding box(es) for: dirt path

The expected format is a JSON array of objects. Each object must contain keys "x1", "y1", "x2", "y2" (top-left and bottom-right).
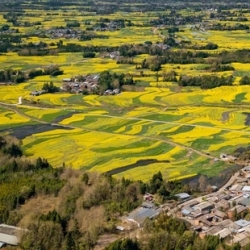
[{"x1": 153, "y1": 27, "x2": 165, "y2": 39}]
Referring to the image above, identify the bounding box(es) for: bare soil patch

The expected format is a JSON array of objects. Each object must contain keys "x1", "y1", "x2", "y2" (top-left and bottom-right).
[{"x1": 1, "y1": 124, "x2": 73, "y2": 139}]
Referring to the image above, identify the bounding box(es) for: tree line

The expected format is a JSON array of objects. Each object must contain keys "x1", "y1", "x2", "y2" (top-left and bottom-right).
[{"x1": 0, "y1": 65, "x2": 63, "y2": 84}]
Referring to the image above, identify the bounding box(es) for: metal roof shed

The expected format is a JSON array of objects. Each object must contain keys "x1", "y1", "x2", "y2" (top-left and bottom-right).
[
  {"x1": 127, "y1": 207, "x2": 160, "y2": 227},
  {"x1": 181, "y1": 208, "x2": 192, "y2": 216},
  {"x1": 175, "y1": 193, "x2": 190, "y2": 200}
]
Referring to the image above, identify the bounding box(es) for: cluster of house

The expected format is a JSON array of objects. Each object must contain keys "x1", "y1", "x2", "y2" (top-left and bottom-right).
[
  {"x1": 104, "y1": 89, "x2": 120, "y2": 95},
  {"x1": 94, "y1": 20, "x2": 124, "y2": 32},
  {"x1": 152, "y1": 43, "x2": 171, "y2": 50},
  {"x1": 109, "y1": 51, "x2": 120, "y2": 60},
  {"x1": 30, "y1": 90, "x2": 46, "y2": 96},
  {"x1": 121, "y1": 166, "x2": 250, "y2": 247},
  {"x1": 46, "y1": 28, "x2": 81, "y2": 39},
  {"x1": 178, "y1": 166, "x2": 250, "y2": 247},
  {"x1": 61, "y1": 74, "x2": 99, "y2": 94},
  {"x1": 124, "y1": 193, "x2": 185, "y2": 228}
]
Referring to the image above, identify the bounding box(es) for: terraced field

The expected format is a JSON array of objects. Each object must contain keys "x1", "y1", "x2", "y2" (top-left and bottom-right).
[
  {"x1": 0, "y1": 84, "x2": 249, "y2": 181},
  {"x1": 1, "y1": 5, "x2": 250, "y2": 181}
]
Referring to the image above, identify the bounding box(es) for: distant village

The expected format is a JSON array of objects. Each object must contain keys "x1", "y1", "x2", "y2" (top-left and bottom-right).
[
  {"x1": 46, "y1": 27, "x2": 81, "y2": 39},
  {"x1": 61, "y1": 74, "x2": 120, "y2": 95}
]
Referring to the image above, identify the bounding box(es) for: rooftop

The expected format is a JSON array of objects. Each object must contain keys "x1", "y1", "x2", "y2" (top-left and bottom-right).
[
  {"x1": 193, "y1": 201, "x2": 213, "y2": 211},
  {"x1": 242, "y1": 186, "x2": 250, "y2": 192},
  {"x1": 127, "y1": 207, "x2": 160, "y2": 226},
  {"x1": 239, "y1": 197, "x2": 250, "y2": 207},
  {"x1": 175, "y1": 193, "x2": 190, "y2": 200},
  {"x1": 214, "y1": 210, "x2": 226, "y2": 219},
  {"x1": 235, "y1": 219, "x2": 250, "y2": 228},
  {"x1": 228, "y1": 205, "x2": 247, "y2": 214},
  {"x1": 243, "y1": 166, "x2": 250, "y2": 172},
  {"x1": 214, "y1": 228, "x2": 231, "y2": 239},
  {"x1": 0, "y1": 224, "x2": 23, "y2": 246}
]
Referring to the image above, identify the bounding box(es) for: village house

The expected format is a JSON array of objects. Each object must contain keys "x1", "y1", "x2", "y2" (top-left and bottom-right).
[
  {"x1": 232, "y1": 232, "x2": 250, "y2": 247},
  {"x1": 143, "y1": 193, "x2": 153, "y2": 202},
  {"x1": 193, "y1": 201, "x2": 214, "y2": 213},
  {"x1": 213, "y1": 209, "x2": 227, "y2": 221},
  {"x1": 229, "y1": 184, "x2": 243, "y2": 194},
  {"x1": 228, "y1": 205, "x2": 247, "y2": 219},
  {"x1": 61, "y1": 74, "x2": 99, "y2": 94},
  {"x1": 238, "y1": 197, "x2": 250, "y2": 208},
  {"x1": 46, "y1": 28, "x2": 81, "y2": 39}
]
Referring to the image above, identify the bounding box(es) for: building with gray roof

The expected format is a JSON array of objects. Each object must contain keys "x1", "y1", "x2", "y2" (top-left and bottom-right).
[
  {"x1": 235, "y1": 219, "x2": 250, "y2": 228},
  {"x1": 175, "y1": 193, "x2": 190, "y2": 200},
  {"x1": 127, "y1": 207, "x2": 160, "y2": 227},
  {"x1": 0, "y1": 224, "x2": 23, "y2": 247},
  {"x1": 243, "y1": 166, "x2": 250, "y2": 172},
  {"x1": 239, "y1": 197, "x2": 250, "y2": 207},
  {"x1": 193, "y1": 201, "x2": 214, "y2": 213}
]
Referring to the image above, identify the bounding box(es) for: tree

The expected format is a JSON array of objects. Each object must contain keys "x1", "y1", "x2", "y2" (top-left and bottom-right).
[
  {"x1": 3, "y1": 143, "x2": 22, "y2": 157},
  {"x1": 240, "y1": 76, "x2": 250, "y2": 85},
  {"x1": 198, "y1": 175, "x2": 207, "y2": 192},
  {"x1": 83, "y1": 52, "x2": 96, "y2": 58},
  {"x1": 82, "y1": 173, "x2": 89, "y2": 185},
  {"x1": 20, "y1": 221, "x2": 64, "y2": 250},
  {"x1": 105, "y1": 238, "x2": 140, "y2": 250},
  {"x1": 42, "y1": 82, "x2": 59, "y2": 93}
]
